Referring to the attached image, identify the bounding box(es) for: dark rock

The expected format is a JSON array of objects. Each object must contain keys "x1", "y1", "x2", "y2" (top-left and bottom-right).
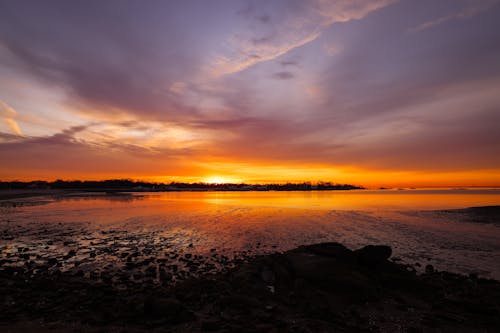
[
  {"x1": 219, "y1": 295, "x2": 261, "y2": 312},
  {"x1": 261, "y1": 269, "x2": 275, "y2": 284},
  {"x1": 201, "y1": 319, "x2": 222, "y2": 331},
  {"x1": 159, "y1": 270, "x2": 172, "y2": 282},
  {"x1": 301, "y1": 242, "x2": 355, "y2": 262},
  {"x1": 47, "y1": 258, "x2": 58, "y2": 266},
  {"x1": 145, "y1": 266, "x2": 157, "y2": 278},
  {"x1": 143, "y1": 297, "x2": 191, "y2": 322},
  {"x1": 355, "y1": 245, "x2": 392, "y2": 267},
  {"x1": 63, "y1": 250, "x2": 77, "y2": 260},
  {"x1": 285, "y1": 250, "x2": 377, "y2": 302}
]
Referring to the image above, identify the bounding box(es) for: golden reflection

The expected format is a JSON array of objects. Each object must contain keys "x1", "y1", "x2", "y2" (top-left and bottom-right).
[{"x1": 47, "y1": 189, "x2": 500, "y2": 211}]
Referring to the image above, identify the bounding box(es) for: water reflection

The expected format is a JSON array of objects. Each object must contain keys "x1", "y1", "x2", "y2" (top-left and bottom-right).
[
  {"x1": 1, "y1": 189, "x2": 499, "y2": 280},
  {"x1": 57, "y1": 193, "x2": 145, "y2": 203},
  {"x1": 150, "y1": 189, "x2": 500, "y2": 210}
]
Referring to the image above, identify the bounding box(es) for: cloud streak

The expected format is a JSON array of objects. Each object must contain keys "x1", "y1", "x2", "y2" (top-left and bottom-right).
[
  {"x1": 210, "y1": 0, "x2": 395, "y2": 75},
  {"x1": 0, "y1": 100, "x2": 22, "y2": 136},
  {"x1": 409, "y1": 0, "x2": 500, "y2": 33}
]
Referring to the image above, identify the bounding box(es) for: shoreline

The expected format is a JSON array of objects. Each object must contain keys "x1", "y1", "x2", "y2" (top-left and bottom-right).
[
  {"x1": 0, "y1": 188, "x2": 368, "y2": 202},
  {"x1": 1, "y1": 242, "x2": 499, "y2": 332}
]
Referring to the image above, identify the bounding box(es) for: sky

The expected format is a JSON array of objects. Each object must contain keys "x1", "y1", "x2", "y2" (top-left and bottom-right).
[{"x1": 1, "y1": 0, "x2": 500, "y2": 187}]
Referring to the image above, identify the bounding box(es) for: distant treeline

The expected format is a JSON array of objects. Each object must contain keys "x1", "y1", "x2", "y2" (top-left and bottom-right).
[{"x1": 0, "y1": 179, "x2": 363, "y2": 191}]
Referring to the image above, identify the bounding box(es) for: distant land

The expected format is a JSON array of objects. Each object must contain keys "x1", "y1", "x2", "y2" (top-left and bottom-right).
[{"x1": 0, "y1": 179, "x2": 364, "y2": 193}]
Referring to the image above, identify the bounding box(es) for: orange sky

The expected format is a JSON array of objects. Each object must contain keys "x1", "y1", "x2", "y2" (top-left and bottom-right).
[
  {"x1": 1, "y1": 155, "x2": 499, "y2": 188},
  {"x1": 1, "y1": 1, "x2": 500, "y2": 187}
]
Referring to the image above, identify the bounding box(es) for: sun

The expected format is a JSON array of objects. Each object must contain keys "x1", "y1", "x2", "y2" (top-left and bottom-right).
[{"x1": 204, "y1": 176, "x2": 234, "y2": 184}]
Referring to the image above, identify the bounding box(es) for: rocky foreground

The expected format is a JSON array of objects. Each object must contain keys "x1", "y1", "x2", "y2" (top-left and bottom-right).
[{"x1": 1, "y1": 242, "x2": 500, "y2": 332}]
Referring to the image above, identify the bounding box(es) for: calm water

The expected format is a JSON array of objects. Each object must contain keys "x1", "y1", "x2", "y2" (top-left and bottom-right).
[{"x1": 1, "y1": 189, "x2": 500, "y2": 279}]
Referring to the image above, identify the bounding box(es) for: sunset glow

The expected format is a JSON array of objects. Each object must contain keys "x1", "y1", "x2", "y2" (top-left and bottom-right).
[
  {"x1": 204, "y1": 176, "x2": 240, "y2": 184},
  {"x1": 1, "y1": 1, "x2": 500, "y2": 186}
]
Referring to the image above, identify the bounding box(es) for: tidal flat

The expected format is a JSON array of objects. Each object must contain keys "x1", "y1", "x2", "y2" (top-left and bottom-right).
[{"x1": 1, "y1": 190, "x2": 500, "y2": 331}]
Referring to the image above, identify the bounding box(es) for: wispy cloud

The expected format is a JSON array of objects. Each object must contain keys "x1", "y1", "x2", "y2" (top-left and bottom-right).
[
  {"x1": 272, "y1": 71, "x2": 295, "y2": 80},
  {"x1": 211, "y1": 32, "x2": 321, "y2": 76},
  {"x1": 409, "y1": 0, "x2": 499, "y2": 33},
  {"x1": 210, "y1": 0, "x2": 396, "y2": 75},
  {"x1": 0, "y1": 100, "x2": 22, "y2": 136}
]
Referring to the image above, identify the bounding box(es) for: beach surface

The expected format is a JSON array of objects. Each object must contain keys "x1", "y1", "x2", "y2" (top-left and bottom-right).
[
  {"x1": 1, "y1": 242, "x2": 500, "y2": 332},
  {"x1": 1, "y1": 190, "x2": 500, "y2": 331}
]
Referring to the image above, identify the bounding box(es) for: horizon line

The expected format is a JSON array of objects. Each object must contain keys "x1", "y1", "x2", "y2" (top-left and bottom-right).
[{"x1": 2, "y1": 179, "x2": 500, "y2": 189}]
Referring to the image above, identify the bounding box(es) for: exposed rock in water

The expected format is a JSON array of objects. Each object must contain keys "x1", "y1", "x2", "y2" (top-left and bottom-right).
[
  {"x1": 436, "y1": 205, "x2": 500, "y2": 224},
  {"x1": 1, "y1": 242, "x2": 499, "y2": 332}
]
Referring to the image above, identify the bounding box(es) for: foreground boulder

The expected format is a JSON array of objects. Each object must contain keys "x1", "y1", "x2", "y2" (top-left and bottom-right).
[
  {"x1": 355, "y1": 244, "x2": 392, "y2": 267},
  {"x1": 1, "y1": 242, "x2": 499, "y2": 332}
]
